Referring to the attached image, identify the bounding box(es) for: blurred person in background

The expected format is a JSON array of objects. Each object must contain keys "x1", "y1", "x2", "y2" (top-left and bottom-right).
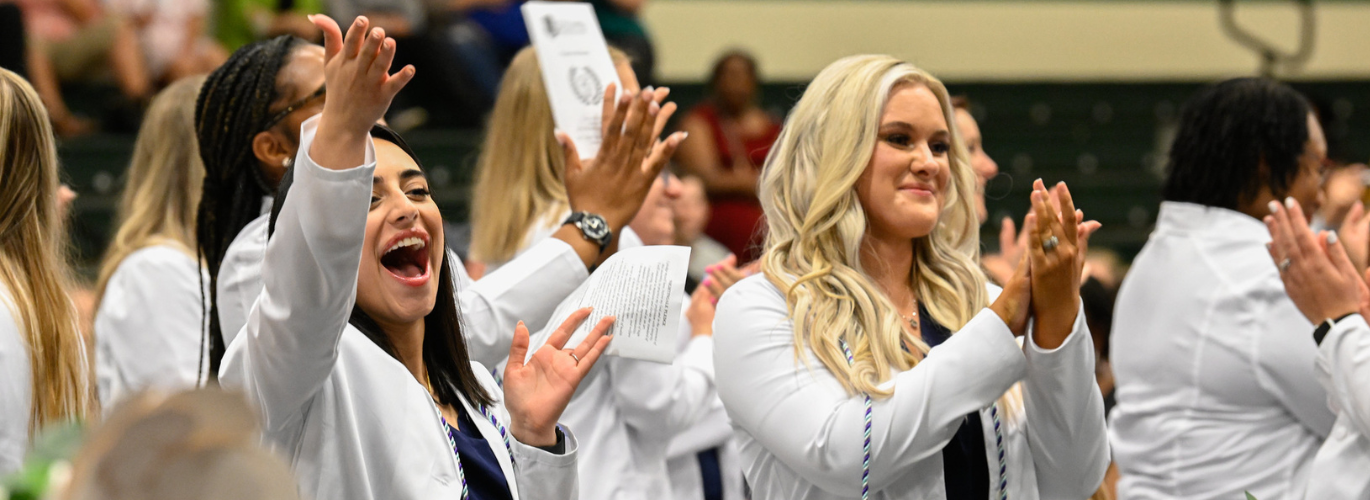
[
  {"x1": 326, "y1": 0, "x2": 496, "y2": 128},
  {"x1": 0, "y1": 68, "x2": 98, "y2": 474},
  {"x1": 674, "y1": 174, "x2": 731, "y2": 292},
  {"x1": 93, "y1": 76, "x2": 207, "y2": 408},
  {"x1": 215, "y1": 0, "x2": 322, "y2": 51},
  {"x1": 951, "y1": 96, "x2": 999, "y2": 224},
  {"x1": 583, "y1": 0, "x2": 654, "y2": 85},
  {"x1": 103, "y1": 0, "x2": 227, "y2": 85},
  {"x1": 60, "y1": 389, "x2": 300, "y2": 500},
  {"x1": 1110, "y1": 77, "x2": 1345, "y2": 500},
  {"x1": 675, "y1": 50, "x2": 781, "y2": 263},
  {"x1": 8, "y1": 0, "x2": 151, "y2": 100},
  {"x1": 471, "y1": 45, "x2": 710, "y2": 500}
]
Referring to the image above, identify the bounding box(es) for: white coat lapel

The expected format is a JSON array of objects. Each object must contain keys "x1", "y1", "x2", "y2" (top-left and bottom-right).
[{"x1": 457, "y1": 391, "x2": 521, "y2": 500}]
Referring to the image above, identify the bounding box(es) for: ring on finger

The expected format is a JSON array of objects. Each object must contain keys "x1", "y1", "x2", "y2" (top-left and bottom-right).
[
  {"x1": 570, "y1": 353, "x2": 581, "y2": 364},
  {"x1": 1279, "y1": 258, "x2": 1292, "y2": 272},
  {"x1": 1042, "y1": 235, "x2": 1059, "y2": 252}
]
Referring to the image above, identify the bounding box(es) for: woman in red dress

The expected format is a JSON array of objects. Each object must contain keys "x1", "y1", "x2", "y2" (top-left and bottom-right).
[{"x1": 675, "y1": 51, "x2": 781, "y2": 263}]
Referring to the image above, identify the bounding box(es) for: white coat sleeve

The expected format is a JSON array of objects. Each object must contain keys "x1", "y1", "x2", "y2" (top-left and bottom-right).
[
  {"x1": 95, "y1": 247, "x2": 204, "y2": 404},
  {"x1": 218, "y1": 116, "x2": 375, "y2": 432},
  {"x1": 1254, "y1": 297, "x2": 1336, "y2": 438},
  {"x1": 454, "y1": 240, "x2": 589, "y2": 367},
  {"x1": 712, "y1": 277, "x2": 1028, "y2": 495},
  {"x1": 472, "y1": 365, "x2": 580, "y2": 500},
  {"x1": 607, "y1": 334, "x2": 716, "y2": 442},
  {"x1": 1316, "y1": 314, "x2": 1370, "y2": 437},
  {"x1": 1020, "y1": 305, "x2": 1110, "y2": 499}
]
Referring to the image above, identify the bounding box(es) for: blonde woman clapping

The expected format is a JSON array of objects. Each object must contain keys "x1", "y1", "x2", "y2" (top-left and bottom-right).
[{"x1": 712, "y1": 55, "x2": 1109, "y2": 500}]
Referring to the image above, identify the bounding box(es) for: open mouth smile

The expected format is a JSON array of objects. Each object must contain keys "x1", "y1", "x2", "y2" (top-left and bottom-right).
[{"x1": 379, "y1": 229, "x2": 432, "y2": 287}]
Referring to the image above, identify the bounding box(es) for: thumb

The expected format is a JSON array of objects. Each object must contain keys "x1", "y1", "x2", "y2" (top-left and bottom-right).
[{"x1": 310, "y1": 15, "x2": 344, "y2": 60}]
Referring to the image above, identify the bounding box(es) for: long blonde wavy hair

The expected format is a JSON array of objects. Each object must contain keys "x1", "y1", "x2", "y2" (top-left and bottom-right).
[
  {"x1": 95, "y1": 75, "x2": 208, "y2": 308},
  {"x1": 759, "y1": 55, "x2": 988, "y2": 399},
  {"x1": 469, "y1": 46, "x2": 630, "y2": 265},
  {"x1": 0, "y1": 69, "x2": 97, "y2": 431}
]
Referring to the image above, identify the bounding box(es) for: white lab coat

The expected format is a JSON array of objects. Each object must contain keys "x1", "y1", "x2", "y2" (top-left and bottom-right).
[
  {"x1": 1306, "y1": 313, "x2": 1370, "y2": 499},
  {"x1": 94, "y1": 243, "x2": 207, "y2": 406},
  {"x1": 219, "y1": 116, "x2": 580, "y2": 500},
  {"x1": 668, "y1": 300, "x2": 744, "y2": 500},
  {"x1": 217, "y1": 211, "x2": 588, "y2": 365},
  {"x1": 1110, "y1": 202, "x2": 1334, "y2": 500},
  {"x1": 713, "y1": 275, "x2": 1108, "y2": 500},
  {"x1": 515, "y1": 209, "x2": 717, "y2": 500},
  {"x1": 0, "y1": 282, "x2": 32, "y2": 475}
]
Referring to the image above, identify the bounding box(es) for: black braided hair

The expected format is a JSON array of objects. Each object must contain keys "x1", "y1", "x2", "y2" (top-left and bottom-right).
[{"x1": 195, "y1": 35, "x2": 304, "y2": 380}]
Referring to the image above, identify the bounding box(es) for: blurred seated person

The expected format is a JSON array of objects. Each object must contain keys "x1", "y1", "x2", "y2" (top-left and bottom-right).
[
  {"x1": 674, "y1": 174, "x2": 731, "y2": 292},
  {"x1": 215, "y1": 0, "x2": 322, "y2": 51},
  {"x1": 104, "y1": 0, "x2": 227, "y2": 84},
  {"x1": 326, "y1": 0, "x2": 501, "y2": 128},
  {"x1": 675, "y1": 50, "x2": 781, "y2": 263},
  {"x1": 6, "y1": 0, "x2": 150, "y2": 134},
  {"x1": 1315, "y1": 161, "x2": 1366, "y2": 228}
]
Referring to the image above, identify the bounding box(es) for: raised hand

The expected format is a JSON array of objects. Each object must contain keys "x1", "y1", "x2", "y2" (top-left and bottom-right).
[
  {"x1": 1026, "y1": 179, "x2": 1100, "y2": 348},
  {"x1": 560, "y1": 84, "x2": 688, "y2": 231},
  {"x1": 1267, "y1": 198, "x2": 1369, "y2": 324},
  {"x1": 307, "y1": 15, "x2": 415, "y2": 171},
  {"x1": 503, "y1": 308, "x2": 613, "y2": 447},
  {"x1": 988, "y1": 250, "x2": 1033, "y2": 336}
]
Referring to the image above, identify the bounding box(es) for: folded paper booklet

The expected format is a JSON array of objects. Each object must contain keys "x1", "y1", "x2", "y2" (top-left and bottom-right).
[
  {"x1": 527, "y1": 245, "x2": 691, "y2": 364},
  {"x1": 522, "y1": 1, "x2": 622, "y2": 160}
]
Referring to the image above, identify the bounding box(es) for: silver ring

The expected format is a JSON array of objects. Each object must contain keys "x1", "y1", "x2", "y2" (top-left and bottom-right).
[
  {"x1": 570, "y1": 353, "x2": 580, "y2": 364},
  {"x1": 1042, "y1": 235, "x2": 1059, "y2": 252},
  {"x1": 1279, "y1": 258, "x2": 1292, "y2": 272}
]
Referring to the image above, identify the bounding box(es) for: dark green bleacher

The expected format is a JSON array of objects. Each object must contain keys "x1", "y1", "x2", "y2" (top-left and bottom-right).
[{"x1": 58, "y1": 80, "x2": 1370, "y2": 275}]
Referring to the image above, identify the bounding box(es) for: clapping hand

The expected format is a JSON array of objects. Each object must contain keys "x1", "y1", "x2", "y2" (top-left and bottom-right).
[
  {"x1": 1025, "y1": 180, "x2": 1101, "y2": 348},
  {"x1": 307, "y1": 14, "x2": 415, "y2": 171},
  {"x1": 1266, "y1": 198, "x2": 1370, "y2": 325},
  {"x1": 1337, "y1": 201, "x2": 1370, "y2": 273},
  {"x1": 560, "y1": 84, "x2": 687, "y2": 231},
  {"x1": 503, "y1": 308, "x2": 614, "y2": 447}
]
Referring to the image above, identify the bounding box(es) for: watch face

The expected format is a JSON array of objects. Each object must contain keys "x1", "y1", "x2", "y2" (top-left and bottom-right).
[{"x1": 581, "y1": 214, "x2": 610, "y2": 240}]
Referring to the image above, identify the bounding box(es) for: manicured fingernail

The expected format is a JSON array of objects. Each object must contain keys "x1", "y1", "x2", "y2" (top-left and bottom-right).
[
  {"x1": 1269, "y1": 200, "x2": 1280, "y2": 214},
  {"x1": 680, "y1": 131, "x2": 689, "y2": 140},
  {"x1": 711, "y1": 297, "x2": 718, "y2": 305},
  {"x1": 649, "y1": 101, "x2": 660, "y2": 116},
  {"x1": 701, "y1": 277, "x2": 713, "y2": 288},
  {"x1": 1285, "y1": 197, "x2": 1296, "y2": 208},
  {"x1": 645, "y1": 86, "x2": 655, "y2": 93},
  {"x1": 1329, "y1": 231, "x2": 1339, "y2": 244}
]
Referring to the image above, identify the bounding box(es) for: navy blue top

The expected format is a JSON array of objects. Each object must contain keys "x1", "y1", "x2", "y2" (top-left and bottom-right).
[
  {"x1": 448, "y1": 405, "x2": 514, "y2": 500},
  {"x1": 919, "y1": 305, "x2": 991, "y2": 499}
]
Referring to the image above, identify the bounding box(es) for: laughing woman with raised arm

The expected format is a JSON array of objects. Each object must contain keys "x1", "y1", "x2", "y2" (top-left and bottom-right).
[
  {"x1": 215, "y1": 15, "x2": 657, "y2": 500},
  {"x1": 711, "y1": 55, "x2": 1109, "y2": 499}
]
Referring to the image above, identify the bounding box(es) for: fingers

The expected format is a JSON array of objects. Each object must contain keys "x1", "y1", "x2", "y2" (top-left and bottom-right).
[
  {"x1": 557, "y1": 131, "x2": 583, "y2": 172},
  {"x1": 642, "y1": 132, "x2": 688, "y2": 177},
  {"x1": 1056, "y1": 182, "x2": 1078, "y2": 245},
  {"x1": 546, "y1": 307, "x2": 593, "y2": 351},
  {"x1": 572, "y1": 316, "x2": 615, "y2": 366},
  {"x1": 1266, "y1": 201, "x2": 1299, "y2": 261},
  {"x1": 600, "y1": 82, "x2": 618, "y2": 135},
  {"x1": 1286, "y1": 199, "x2": 1323, "y2": 260},
  {"x1": 343, "y1": 16, "x2": 369, "y2": 60},
  {"x1": 371, "y1": 37, "x2": 397, "y2": 78},
  {"x1": 1025, "y1": 212, "x2": 1044, "y2": 264},
  {"x1": 621, "y1": 91, "x2": 655, "y2": 170},
  {"x1": 577, "y1": 333, "x2": 614, "y2": 377},
  {"x1": 1328, "y1": 231, "x2": 1362, "y2": 280},
  {"x1": 1033, "y1": 185, "x2": 1067, "y2": 247},
  {"x1": 651, "y1": 101, "x2": 678, "y2": 148},
  {"x1": 382, "y1": 65, "x2": 416, "y2": 97},
  {"x1": 600, "y1": 89, "x2": 631, "y2": 156},
  {"x1": 506, "y1": 321, "x2": 530, "y2": 372},
  {"x1": 310, "y1": 15, "x2": 344, "y2": 60},
  {"x1": 360, "y1": 27, "x2": 385, "y2": 68}
]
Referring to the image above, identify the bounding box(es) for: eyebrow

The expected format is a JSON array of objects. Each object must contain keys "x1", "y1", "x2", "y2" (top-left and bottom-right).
[
  {"x1": 372, "y1": 169, "x2": 427, "y2": 185},
  {"x1": 879, "y1": 121, "x2": 950, "y2": 136}
]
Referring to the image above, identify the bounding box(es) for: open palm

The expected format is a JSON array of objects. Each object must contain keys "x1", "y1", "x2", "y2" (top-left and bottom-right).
[{"x1": 503, "y1": 308, "x2": 613, "y2": 447}]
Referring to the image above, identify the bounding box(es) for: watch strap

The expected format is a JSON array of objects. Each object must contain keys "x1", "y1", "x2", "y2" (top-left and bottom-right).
[
  {"x1": 1314, "y1": 312, "x2": 1358, "y2": 346},
  {"x1": 562, "y1": 212, "x2": 612, "y2": 254}
]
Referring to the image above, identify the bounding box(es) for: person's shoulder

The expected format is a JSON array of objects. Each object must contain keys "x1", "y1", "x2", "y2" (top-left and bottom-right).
[
  {"x1": 111, "y1": 243, "x2": 199, "y2": 283},
  {"x1": 717, "y1": 274, "x2": 787, "y2": 319},
  {"x1": 227, "y1": 214, "x2": 270, "y2": 255}
]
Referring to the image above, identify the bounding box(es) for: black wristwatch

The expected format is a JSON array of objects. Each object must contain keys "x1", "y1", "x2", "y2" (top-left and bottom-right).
[
  {"x1": 1313, "y1": 312, "x2": 1358, "y2": 346},
  {"x1": 563, "y1": 212, "x2": 613, "y2": 255}
]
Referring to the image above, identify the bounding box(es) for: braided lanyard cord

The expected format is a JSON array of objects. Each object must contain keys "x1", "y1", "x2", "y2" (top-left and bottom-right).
[
  {"x1": 440, "y1": 406, "x2": 514, "y2": 500},
  {"x1": 837, "y1": 339, "x2": 873, "y2": 500},
  {"x1": 838, "y1": 339, "x2": 1010, "y2": 500}
]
